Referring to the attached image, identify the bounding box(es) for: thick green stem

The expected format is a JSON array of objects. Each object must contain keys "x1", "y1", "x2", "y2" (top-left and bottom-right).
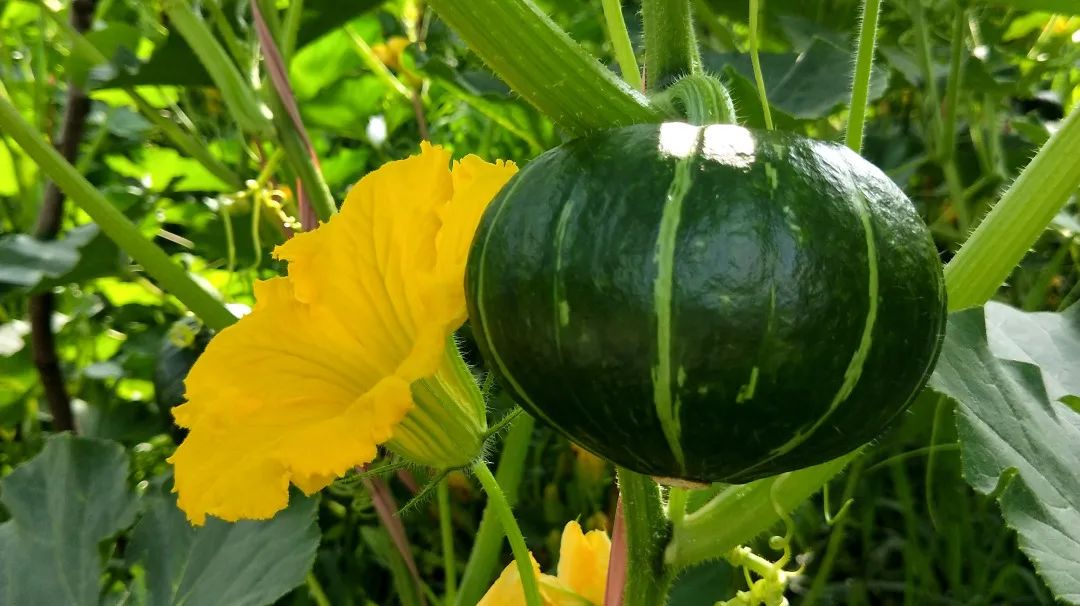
[
  {"x1": 0, "y1": 94, "x2": 238, "y2": 331},
  {"x1": 471, "y1": 461, "x2": 542, "y2": 606},
  {"x1": 437, "y1": 479, "x2": 457, "y2": 605},
  {"x1": 642, "y1": 0, "x2": 702, "y2": 89},
  {"x1": 945, "y1": 103, "x2": 1080, "y2": 310},
  {"x1": 427, "y1": 0, "x2": 661, "y2": 134},
  {"x1": 618, "y1": 469, "x2": 671, "y2": 606},
  {"x1": 845, "y1": 0, "x2": 882, "y2": 153},
  {"x1": 456, "y1": 414, "x2": 535, "y2": 606},
  {"x1": 748, "y1": 0, "x2": 773, "y2": 130},
  {"x1": 601, "y1": 0, "x2": 643, "y2": 91},
  {"x1": 664, "y1": 453, "x2": 855, "y2": 570},
  {"x1": 163, "y1": 0, "x2": 273, "y2": 136}
]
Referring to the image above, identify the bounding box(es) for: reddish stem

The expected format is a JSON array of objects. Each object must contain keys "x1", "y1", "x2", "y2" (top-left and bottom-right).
[
  {"x1": 603, "y1": 495, "x2": 628, "y2": 606},
  {"x1": 360, "y1": 473, "x2": 427, "y2": 605}
]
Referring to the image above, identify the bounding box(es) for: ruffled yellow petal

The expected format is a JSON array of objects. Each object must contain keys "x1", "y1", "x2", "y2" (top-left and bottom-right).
[
  {"x1": 427, "y1": 154, "x2": 519, "y2": 329},
  {"x1": 478, "y1": 558, "x2": 592, "y2": 606},
  {"x1": 274, "y1": 142, "x2": 453, "y2": 382},
  {"x1": 478, "y1": 555, "x2": 542, "y2": 606},
  {"x1": 557, "y1": 521, "x2": 612, "y2": 605},
  {"x1": 477, "y1": 522, "x2": 612, "y2": 606},
  {"x1": 169, "y1": 143, "x2": 516, "y2": 525}
]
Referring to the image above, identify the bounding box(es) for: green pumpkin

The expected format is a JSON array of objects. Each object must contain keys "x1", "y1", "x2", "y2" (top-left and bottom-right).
[{"x1": 465, "y1": 123, "x2": 946, "y2": 484}]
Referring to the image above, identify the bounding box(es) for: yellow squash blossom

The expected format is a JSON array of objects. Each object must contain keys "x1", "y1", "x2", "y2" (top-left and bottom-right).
[
  {"x1": 479, "y1": 521, "x2": 612, "y2": 606},
  {"x1": 168, "y1": 143, "x2": 517, "y2": 525}
]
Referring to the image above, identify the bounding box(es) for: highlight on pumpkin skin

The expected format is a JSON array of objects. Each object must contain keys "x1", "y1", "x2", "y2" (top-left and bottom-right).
[
  {"x1": 478, "y1": 521, "x2": 612, "y2": 606},
  {"x1": 167, "y1": 143, "x2": 517, "y2": 525}
]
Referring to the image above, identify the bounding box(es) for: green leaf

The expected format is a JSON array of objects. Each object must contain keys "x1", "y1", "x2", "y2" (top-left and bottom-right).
[
  {"x1": 104, "y1": 147, "x2": 230, "y2": 192},
  {"x1": 703, "y1": 36, "x2": 888, "y2": 121},
  {"x1": 985, "y1": 301, "x2": 1080, "y2": 402},
  {"x1": 0, "y1": 225, "x2": 122, "y2": 299},
  {"x1": 0, "y1": 435, "x2": 138, "y2": 606},
  {"x1": 126, "y1": 480, "x2": 320, "y2": 606},
  {"x1": 153, "y1": 317, "x2": 212, "y2": 413},
  {"x1": 929, "y1": 307, "x2": 1080, "y2": 604}
]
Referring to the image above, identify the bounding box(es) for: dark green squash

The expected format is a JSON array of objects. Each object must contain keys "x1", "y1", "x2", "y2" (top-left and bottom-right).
[{"x1": 465, "y1": 123, "x2": 946, "y2": 484}]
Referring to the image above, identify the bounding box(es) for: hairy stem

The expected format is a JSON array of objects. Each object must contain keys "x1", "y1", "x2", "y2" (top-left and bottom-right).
[
  {"x1": 601, "y1": 0, "x2": 643, "y2": 90},
  {"x1": 456, "y1": 414, "x2": 535, "y2": 606},
  {"x1": 845, "y1": 0, "x2": 882, "y2": 153},
  {"x1": 642, "y1": 0, "x2": 702, "y2": 89},
  {"x1": 618, "y1": 469, "x2": 671, "y2": 606},
  {"x1": 748, "y1": 0, "x2": 773, "y2": 129},
  {"x1": 472, "y1": 460, "x2": 542, "y2": 606},
  {"x1": 945, "y1": 102, "x2": 1080, "y2": 310},
  {"x1": 427, "y1": 0, "x2": 661, "y2": 134}
]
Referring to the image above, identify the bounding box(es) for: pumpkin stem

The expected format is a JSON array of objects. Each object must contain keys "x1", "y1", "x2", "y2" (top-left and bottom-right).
[{"x1": 651, "y1": 74, "x2": 737, "y2": 125}]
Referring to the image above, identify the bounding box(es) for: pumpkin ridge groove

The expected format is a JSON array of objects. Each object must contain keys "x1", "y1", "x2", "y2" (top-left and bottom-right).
[
  {"x1": 651, "y1": 137, "x2": 701, "y2": 474},
  {"x1": 742, "y1": 183, "x2": 881, "y2": 476}
]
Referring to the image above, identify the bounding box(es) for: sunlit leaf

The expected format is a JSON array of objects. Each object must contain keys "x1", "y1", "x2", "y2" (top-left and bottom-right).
[{"x1": 929, "y1": 308, "x2": 1080, "y2": 604}]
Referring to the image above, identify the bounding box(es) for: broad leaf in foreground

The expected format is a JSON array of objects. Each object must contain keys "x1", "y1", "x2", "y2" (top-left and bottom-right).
[
  {"x1": 0, "y1": 435, "x2": 137, "y2": 606},
  {"x1": 929, "y1": 307, "x2": 1080, "y2": 604},
  {"x1": 126, "y1": 481, "x2": 320, "y2": 606},
  {"x1": 985, "y1": 300, "x2": 1080, "y2": 401}
]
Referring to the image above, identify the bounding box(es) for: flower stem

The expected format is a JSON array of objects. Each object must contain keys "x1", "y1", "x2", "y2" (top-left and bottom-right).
[
  {"x1": 426, "y1": 0, "x2": 661, "y2": 134},
  {"x1": 844, "y1": 0, "x2": 882, "y2": 153},
  {"x1": 748, "y1": 0, "x2": 773, "y2": 129},
  {"x1": 0, "y1": 93, "x2": 238, "y2": 331},
  {"x1": 601, "y1": 0, "x2": 643, "y2": 90},
  {"x1": 641, "y1": 0, "x2": 702, "y2": 89},
  {"x1": 471, "y1": 460, "x2": 542, "y2": 606},
  {"x1": 437, "y1": 479, "x2": 457, "y2": 605},
  {"x1": 455, "y1": 413, "x2": 534, "y2": 606}
]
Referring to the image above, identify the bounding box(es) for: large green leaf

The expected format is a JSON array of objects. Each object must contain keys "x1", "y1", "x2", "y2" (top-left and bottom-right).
[
  {"x1": 104, "y1": 147, "x2": 231, "y2": 192},
  {"x1": 929, "y1": 308, "x2": 1080, "y2": 604},
  {"x1": 0, "y1": 435, "x2": 138, "y2": 606},
  {"x1": 126, "y1": 480, "x2": 320, "y2": 606},
  {"x1": 703, "y1": 36, "x2": 888, "y2": 121},
  {"x1": 985, "y1": 301, "x2": 1080, "y2": 402},
  {"x1": 0, "y1": 224, "x2": 122, "y2": 299}
]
